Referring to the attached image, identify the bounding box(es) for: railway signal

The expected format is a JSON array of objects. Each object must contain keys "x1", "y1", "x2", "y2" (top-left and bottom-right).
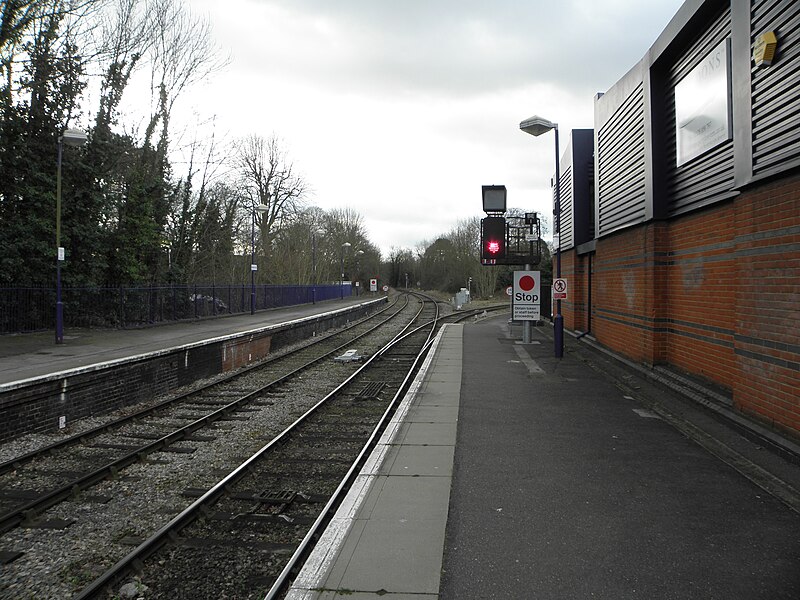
[{"x1": 481, "y1": 216, "x2": 507, "y2": 260}]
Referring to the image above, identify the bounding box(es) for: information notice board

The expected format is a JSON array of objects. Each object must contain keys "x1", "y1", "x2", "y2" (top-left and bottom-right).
[{"x1": 512, "y1": 271, "x2": 541, "y2": 321}]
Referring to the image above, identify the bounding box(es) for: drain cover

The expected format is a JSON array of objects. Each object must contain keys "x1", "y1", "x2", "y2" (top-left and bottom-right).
[
  {"x1": 356, "y1": 382, "x2": 386, "y2": 400},
  {"x1": 255, "y1": 490, "x2": 296, "y2": 504}
]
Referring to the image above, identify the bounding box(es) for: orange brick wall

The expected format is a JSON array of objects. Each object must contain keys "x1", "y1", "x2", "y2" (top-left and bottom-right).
[
  {"x1": 559, "y1": 250, "x2": 591, "y2": 333},
  {"x1": 579, "y1": 174, "x2": 800, "y2": 438},
  {"x1": 663, "y1": 206, "x2": 737, "y2": 387},
  {"x1": 222, "y1": 334, "x2": 272, "y2": 371},
  {"x1": 733, "y1": 176, "x2": 800, "y2": 435},
  {"x1": 591, "y1": 224, "x2": 665, "y2": 365}
]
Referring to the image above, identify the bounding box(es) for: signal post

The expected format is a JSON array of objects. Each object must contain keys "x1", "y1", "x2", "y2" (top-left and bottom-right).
[{"x1": 480, "y1": 185, "x2": 543, "y2": 346}]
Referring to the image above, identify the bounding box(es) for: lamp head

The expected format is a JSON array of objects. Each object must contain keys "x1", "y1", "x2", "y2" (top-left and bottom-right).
[
  {"x1": 61, "y1": 128, "x2": 88, "y2": 147},
  {"x1": 519, "y1": 115, "x2": 557, "y2": 137}
]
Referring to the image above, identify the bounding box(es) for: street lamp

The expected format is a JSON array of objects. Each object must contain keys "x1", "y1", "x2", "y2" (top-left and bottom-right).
[
  {"x1": 354, "y1": 249, "x2": 364, "y2": 296},
  {"x1": 251, "y1": 202, "x2": 268, "y2": 314},
  {"x1": 55, "y1": 127, "x2": 88, "y2": 344},
  {"x1": 312, "y1": 228, "x2": 324, "y2": 304},
  {"x1": 520, "y1": 114, "x2": 563, "y2": 358},
  {"x1": 340, "y1": 242, "x2": 351, "y2": 299}
]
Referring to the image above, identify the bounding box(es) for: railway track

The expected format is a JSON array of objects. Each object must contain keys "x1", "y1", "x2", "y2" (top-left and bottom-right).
[
  {"x1": 0, "y1": 295, "x2": 409, "y2": 536},
  {"x1": 75, "y1": 293, "x2": 444, "y2": 599},
  {"x1": 0, "y1": 294, "x2": 505, "y2": 598}
]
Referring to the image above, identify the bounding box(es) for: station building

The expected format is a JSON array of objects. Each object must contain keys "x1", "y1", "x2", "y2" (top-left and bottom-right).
[{"x1": 556, "y1": 0, "x2": 799, "y2": 438}]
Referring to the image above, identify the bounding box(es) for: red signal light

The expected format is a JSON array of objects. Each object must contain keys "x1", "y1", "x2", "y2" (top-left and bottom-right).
[{"x1": 486, "y1": 240, "x2": 501, "y2": 254}]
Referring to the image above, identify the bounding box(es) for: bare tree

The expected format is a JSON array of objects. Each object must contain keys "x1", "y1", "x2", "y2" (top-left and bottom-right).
[
  {"x1": 144, "y1": 0, "x2": 227, "y2": 152},
  {"x1": 94, "y1": 0, "x2": 154, "y2": 133},
  {"x1": 387, "y1": 246, "x2": 417, "y2": 288},
  {"x1": 236, "y1": 134, "x2": 308, "y2": 276}
]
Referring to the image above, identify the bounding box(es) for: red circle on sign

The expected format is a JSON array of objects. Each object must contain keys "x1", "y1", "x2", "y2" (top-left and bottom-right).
[{"x1": 519, "y1": 275, "x2": 535, "y2": 291}]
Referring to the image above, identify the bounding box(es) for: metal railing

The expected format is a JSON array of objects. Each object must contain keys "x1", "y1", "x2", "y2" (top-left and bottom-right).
[{"x1": 0, "y1": 283, "x2": 353, "y2": 334}]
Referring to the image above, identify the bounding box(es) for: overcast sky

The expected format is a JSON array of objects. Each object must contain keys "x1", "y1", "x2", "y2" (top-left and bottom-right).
[{"x1": 170, "y1": 0, "x2": 685, "y2": 256}]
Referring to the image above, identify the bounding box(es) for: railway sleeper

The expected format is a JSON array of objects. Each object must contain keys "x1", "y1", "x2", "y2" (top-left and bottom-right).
[
  {"x1": 184, "y1": 399, "x2": 230, "y2": 406},
  {"x1": 0, "y1": 550, "x2": 23, "y2": 565}
]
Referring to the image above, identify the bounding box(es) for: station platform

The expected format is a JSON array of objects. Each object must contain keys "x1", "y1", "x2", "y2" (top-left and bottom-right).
[
  {"x1": 0, "y1": 296, "x2": 375, "y2": 387},
  {"x1": 287, "y1": 315, "x2": 800, "y2": 599}
]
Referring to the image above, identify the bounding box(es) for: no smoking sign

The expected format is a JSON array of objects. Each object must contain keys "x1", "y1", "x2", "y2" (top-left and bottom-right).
[{"x1": 512, "y1": 271, "x2": 541, "y2": 321}]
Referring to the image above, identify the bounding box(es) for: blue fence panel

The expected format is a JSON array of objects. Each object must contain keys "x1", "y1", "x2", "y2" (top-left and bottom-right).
[
  {"x1": 0, "y1": 283, "x2": 356, "y2": 334},
  {"x1": 0, "y1": 287, "x2": 53, "y2": 332}
]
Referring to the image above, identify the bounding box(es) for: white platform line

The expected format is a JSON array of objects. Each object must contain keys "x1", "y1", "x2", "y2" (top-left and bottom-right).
[{"x1": 513, "y1": 344, "x2": 545, "y2": 374}]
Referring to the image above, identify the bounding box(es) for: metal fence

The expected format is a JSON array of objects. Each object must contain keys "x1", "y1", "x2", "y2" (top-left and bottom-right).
[{"x1": 0, "y1": 283, "x2": 353, "y2": 334}]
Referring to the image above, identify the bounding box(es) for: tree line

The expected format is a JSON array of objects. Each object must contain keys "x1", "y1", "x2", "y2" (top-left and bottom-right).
[{"x1": 0, "y1": 0, "x2": 548, "y2": 302}]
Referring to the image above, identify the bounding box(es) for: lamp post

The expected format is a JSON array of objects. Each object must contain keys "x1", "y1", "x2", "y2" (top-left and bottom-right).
[
  {"x1": 55, "y1": 127, "x2": 88, "y2": 344},
  {"x1": 340, "y1": 242, "x2": 351, "y2": 299},
  {"x1": 312, "y1": 228, "x2": 323, "y2": 304},
  {"x1": 250, "y1": 202, "x2": 268, "y2": 314},
  {"x1": 354, "y1": 249, "x2": 364, "y2": 296},
  {"x1": 520, "y1": 115, "x2": 563, "y2": 358}
]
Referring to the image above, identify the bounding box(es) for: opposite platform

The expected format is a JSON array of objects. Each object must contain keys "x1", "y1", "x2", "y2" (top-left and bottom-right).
[
  {"x1": 0, "y1": 296, "x2": 377, "y2": 387},
  {"x1": 0, "y1": 296, "x2": 385, "y2": 442}
]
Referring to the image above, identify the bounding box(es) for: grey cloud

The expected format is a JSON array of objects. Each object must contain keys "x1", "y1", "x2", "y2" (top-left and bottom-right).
[{"x1": 258, "y1": 0, "x2": 681, "y2": 97}]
